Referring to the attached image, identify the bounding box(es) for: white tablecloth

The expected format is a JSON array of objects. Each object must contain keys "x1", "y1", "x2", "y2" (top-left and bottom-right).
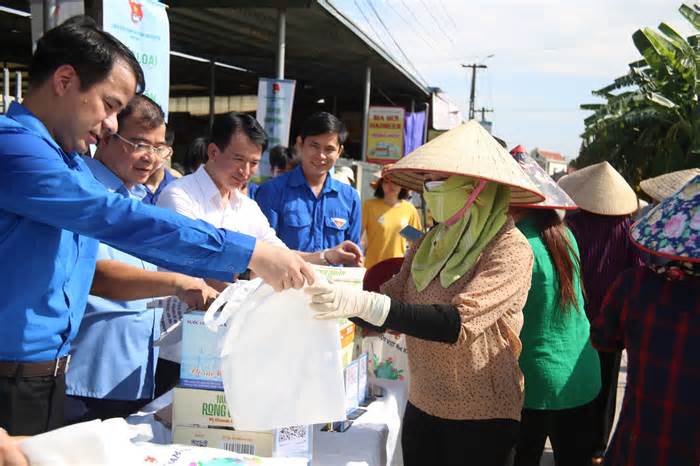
[{"x1": 126, "y1": 377, "x2": 408, "y2": 466}]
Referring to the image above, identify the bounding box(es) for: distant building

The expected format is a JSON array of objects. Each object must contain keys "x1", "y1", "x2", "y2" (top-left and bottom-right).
[{"x1": 531, "y1": 148, "x2": 568, "y2": 176}]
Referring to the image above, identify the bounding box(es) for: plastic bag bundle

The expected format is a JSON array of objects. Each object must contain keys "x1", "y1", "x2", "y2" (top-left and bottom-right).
[{"x1": 204, "y1": 279, "x2": 346, "y2": 431}]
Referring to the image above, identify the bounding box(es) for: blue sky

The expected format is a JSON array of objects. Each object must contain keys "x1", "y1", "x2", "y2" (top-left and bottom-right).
[{"x1": 330, "y1": 0, "x2": 694, "y2": 160}]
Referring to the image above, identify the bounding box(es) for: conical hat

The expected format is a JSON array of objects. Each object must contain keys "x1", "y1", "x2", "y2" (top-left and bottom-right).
[
  {"x1": 557, "y1": 162, "x2": 637, "y2": 215},
  {"x1": 384, "y1": 120, "x2": 544, "y2": 204},
  {"x1": 631, "y1": 175, "x2": 700, "y2": 262},
  {"x1": 640, "y1": 168, "x2": 700, "y2": 202},
  {"x1": 510, "y1": 145, "x2": 577, "y2": 210}
]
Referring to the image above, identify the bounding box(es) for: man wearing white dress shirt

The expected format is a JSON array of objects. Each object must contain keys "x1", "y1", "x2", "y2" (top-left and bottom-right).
[{"x1": 158, "y1": 113, "x2": 363, "y2": 286}]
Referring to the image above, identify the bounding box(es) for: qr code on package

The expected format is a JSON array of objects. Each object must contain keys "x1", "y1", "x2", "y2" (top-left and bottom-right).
[{"x1": 275, "y1": 425, "x2": 311, "y2": 456}]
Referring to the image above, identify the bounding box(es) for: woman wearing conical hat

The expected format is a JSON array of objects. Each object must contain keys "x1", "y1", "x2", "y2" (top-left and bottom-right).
[
  {"x1": 640, "y1": 168, "x2": 700, "y2": 203},
  {"x1": 557, "y1": 162, "x2": 644, "y2": 464},
  {"x1": 509, "y1": 146, "x2": 601, "y2": 466},
  {"x1": 590, "y1": 175, "x2": 700, "y2": 466},
  {"x1": 307, "y1": 121, "x2": 545, "y2": 466}
]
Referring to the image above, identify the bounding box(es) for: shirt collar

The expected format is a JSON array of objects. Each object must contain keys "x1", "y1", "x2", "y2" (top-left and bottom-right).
[
  {"x1": 82, "y1": 155, "x2": 147, "y2": 200},
  {"x1": 194, "y1": 165, "x2": 243, "y2": 208},
  {"x1": 287, "y1": 165, "x2": 339, "y2": 194},
  {"x1": 7, "y1": 101, "x2": 66, "y2": 156}
]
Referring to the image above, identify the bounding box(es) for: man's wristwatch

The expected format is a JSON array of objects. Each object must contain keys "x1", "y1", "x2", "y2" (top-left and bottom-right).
[{"x1": 319, "y1": 249, "x2": 331, "y2": 266}]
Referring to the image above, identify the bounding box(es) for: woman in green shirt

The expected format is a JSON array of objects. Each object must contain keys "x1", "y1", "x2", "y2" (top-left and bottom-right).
[{"x1": 510, "y1": 147, "x2": 601, "y2": 466}]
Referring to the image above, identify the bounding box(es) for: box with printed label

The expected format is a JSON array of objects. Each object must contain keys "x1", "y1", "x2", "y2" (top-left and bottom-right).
[
  {"x1": 180, "y1": 311, "x2": 226, "y2": 390},
  {"x1": 339, "y1": 319, "x2": 356, "y2": 367},
  {"x1": 312, "y1": 265, "x2": 365, "y2": 289},
  {"x1": 172, "y1": 388, "x2": 313, "y2": 462},
  {"x1": 172, "y1": 387, "x2": 233, "y2": 429},
  {"x1": 172, "y1": 425, "x2": 274, "y2": 457}
]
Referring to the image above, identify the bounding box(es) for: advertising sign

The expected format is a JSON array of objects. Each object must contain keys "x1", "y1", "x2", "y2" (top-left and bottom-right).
[
  {"x1": 366, "y1": 106, "x2": 405, "y2": 164},
  {"x1": 256, "y1": 78, "x2": 296, "y2": 177}
]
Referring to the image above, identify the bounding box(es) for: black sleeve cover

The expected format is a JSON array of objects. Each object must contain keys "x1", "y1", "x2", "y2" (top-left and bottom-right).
[{"x1": 351, "y1": 301, "x2": 461, "y2": 344}]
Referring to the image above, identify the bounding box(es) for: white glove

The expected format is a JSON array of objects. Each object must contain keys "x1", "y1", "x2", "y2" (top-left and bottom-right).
[{"x1": 305, "y1": 284, "x2": 391, "y2": 327}]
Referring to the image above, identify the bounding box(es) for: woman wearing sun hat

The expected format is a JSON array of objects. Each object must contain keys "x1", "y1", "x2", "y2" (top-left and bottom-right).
[
  {"x1": 640, "y1": 168, "x2": 700, "y2": 203},
  {"x1": 361, "y1": 165, "x2": 422, "y2": 270},
  {"x1": 590, "y1": 175, "x2": 700, "y2": 466},
  {"x1": 508, "y1": 146, "x2": 601, "y2": 466},
  {"x1": 557, "y1": 161, "x2": 643, "y2": 463},
  {"x1": 306, "y1": 121, "x2": 545, "y2": 465}
]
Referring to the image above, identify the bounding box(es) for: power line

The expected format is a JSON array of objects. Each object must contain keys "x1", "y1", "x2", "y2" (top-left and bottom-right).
[
  {"x1": 436, "y1": 0, "x2": 459, "y2": 33},
  {"x1": 397, "y1": 0, "x2": 444, "y2": 47},
  {"x1": 386, "y1": 1, "x2": 442, "y2": 52},
  {"x1": 353, "y1": 0, "x2": 394, "y2": 58},
  {"x1": 418, "y1": 0, "x2": 454, "y2": 44},
  {"x1": 365, "y1": 0, "x2": 431, "y2": 88}
]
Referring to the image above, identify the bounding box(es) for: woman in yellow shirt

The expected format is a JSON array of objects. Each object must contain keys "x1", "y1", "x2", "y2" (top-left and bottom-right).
[{"x1": 362, "y1": 171, "x2": 422, "y2": 270}]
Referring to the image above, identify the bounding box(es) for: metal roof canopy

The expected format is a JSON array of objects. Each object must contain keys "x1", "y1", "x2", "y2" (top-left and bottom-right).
[{"x1": 164, "y1": 0, "x2": 430, "y2": 102}]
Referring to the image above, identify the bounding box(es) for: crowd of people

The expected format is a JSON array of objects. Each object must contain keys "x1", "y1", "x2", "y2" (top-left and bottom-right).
[{"x1": 0, "y1": 15, "x2": 698, "y2": 466}]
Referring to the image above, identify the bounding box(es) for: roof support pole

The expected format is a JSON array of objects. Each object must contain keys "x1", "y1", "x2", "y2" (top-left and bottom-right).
[
  {"x1": 3, "y1": 67, "x2": 9, "y2": 113},
  {"x1": 276, "y1": 8, "x2": 286, "y2": 79},
  {"x1": 15, "y1": 71, "x2": 22, "y2": 102},
  {"x1": 208, "y1": 58, "x2": 216, "y2": 130},
  {"x1": 361, "y1": 64, "x2": 371, "y2": 161}
]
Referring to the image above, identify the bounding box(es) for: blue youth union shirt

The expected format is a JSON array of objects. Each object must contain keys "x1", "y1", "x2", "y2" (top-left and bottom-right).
[
  {"x1": 66, "y1": 157, "x2": 162, "y2": 400},
  {"x1": 0, "y1": 102, "x2": 256, "y2": 362},
  {"x1": 255, "y1": 165, "x2": 361, "y2": 252}
]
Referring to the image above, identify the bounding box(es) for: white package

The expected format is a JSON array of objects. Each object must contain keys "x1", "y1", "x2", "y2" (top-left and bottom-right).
[{"x1": 204, "y1": 279, "x2": 346, "y2": 431}]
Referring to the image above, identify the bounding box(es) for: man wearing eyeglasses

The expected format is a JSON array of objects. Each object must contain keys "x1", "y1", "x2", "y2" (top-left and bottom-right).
[
  {"x1": 63, "y1": 95, "x2": 221, "y2": 423},
  {"x1": 0, "y1": 17, "x2": 313, "y2": 442}
]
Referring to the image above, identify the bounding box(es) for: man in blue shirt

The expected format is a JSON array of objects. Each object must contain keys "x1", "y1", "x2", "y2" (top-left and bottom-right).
[
  {"x1": 0, "y1": 16, "x2": 313, "y2": 437},
  {"x1": 255, "y1": 112, "x2": 362, "y2": 257},
  {"x1": 65, "y1": 95, "x2": 220, "y2": 423}
]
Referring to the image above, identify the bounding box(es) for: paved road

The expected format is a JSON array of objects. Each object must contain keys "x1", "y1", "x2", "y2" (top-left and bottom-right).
[{"x1": 539, "y1": 352, "x2": 627, "y2": 465}]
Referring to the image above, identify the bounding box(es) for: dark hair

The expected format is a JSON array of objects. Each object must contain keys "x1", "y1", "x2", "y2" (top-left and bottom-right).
[
  {"x1": 30, "y1": 16, "x2": 144, "y2": 94},
  {"x1": 116, "y1": 95, "x2": 164, "y2": 131},
  {"x1": 185, "y1": 137, "x2": 208, "y2": 174},
  {"x1": 374, "y1": 183, "x2": 409, "y2": 200},
  {"x1": 269, "y1": 144, "x2": 299, "y2": 171},
  {"x1": 531, "y1": 209, "x2": 582, "y2": 312},
  {"x1": 300, "y1": 112, "x2": 348, "y2": 145},
  {"x1": 210, "y1": 113, "x2": 268, "y2": 152}
]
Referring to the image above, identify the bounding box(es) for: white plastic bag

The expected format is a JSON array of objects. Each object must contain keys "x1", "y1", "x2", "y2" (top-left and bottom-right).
[
  {"x1": 204, "y1": 279, "x2": 346, "y2": 431},
  {"x1": 19, "y1": 418, "x2": 141, "y2": 466},
  {"x1": 362, "y1": 333, "x2": 410, "y2": 383}
]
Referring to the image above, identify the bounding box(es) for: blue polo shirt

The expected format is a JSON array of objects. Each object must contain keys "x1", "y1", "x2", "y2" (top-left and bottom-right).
[
  {"x1": 66, "y1": 157, "x2": 162, "y2": 400},
  {"x1": 255, "y1": 165, "x2": 361, "y2": 252},
  {"x1": 0, "y1": 101, "x2": 256, "y2": 362},
  {"x1": 143, "y1": 168, "x2": 175, "y2": 205}
]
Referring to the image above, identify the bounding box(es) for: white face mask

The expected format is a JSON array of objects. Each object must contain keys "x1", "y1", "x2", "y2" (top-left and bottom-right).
[{"x1": 424, "y1": 180, "x2": 446, "y2": 192}]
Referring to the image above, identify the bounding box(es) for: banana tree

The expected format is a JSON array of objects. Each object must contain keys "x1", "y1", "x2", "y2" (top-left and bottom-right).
[{"x1": 575, "y1": 3, "x2": 700, "y2": 188}]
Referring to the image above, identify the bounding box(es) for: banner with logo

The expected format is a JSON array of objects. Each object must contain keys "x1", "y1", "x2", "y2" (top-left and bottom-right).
[
  {"x1": 256, "y1": 78, "x2": 296, "y2": 178},
  {"x1": 366, "y1": 106, "x2": 405, "y2": 164},
  {"x1": 103, "y1": 0, "x2": 170, "y2": 118}
]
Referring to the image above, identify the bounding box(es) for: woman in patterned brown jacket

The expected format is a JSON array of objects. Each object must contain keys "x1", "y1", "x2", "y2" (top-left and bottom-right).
[{"x1": 306, "y1": 121, "x2": 545, "y2": 466}]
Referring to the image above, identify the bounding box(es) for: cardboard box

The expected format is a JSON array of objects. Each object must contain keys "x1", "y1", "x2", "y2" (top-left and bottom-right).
[
  {"x1": 172, "y1": 387, "x2": 233, "y2": 429},
  {"x1": 172, "y1": 425, "x2": 274, "y2": 457},
  {"x1": 312, "y1": 265, "x2": 365, "y2": 289},
  {"x1": 180, "y1": 311, "x2": 226, "y2": 390},
  {"x1": 339, "y1": 319, "x2": 356, "y2": 367},
  {"x1": 172, "y1": 388, "x2": 313, "y2": 461}
]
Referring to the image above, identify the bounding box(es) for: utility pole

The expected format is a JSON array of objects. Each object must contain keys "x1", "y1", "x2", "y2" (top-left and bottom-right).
[
  {"x1": 461, "y1": 63, "x2": 487, "y2": 120},
  {"x1": 478, "y1": 107, "x2": 493, "y2": 121}
]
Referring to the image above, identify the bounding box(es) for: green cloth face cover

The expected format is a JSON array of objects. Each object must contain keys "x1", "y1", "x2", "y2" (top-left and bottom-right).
[{"x1": 411, "y1": 176, "x2": 510, "y2": 291}]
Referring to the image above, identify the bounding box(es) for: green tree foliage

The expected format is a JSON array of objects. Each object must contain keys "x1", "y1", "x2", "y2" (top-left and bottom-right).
[{"x1": 576, "y1": 4, "x2": 700, "y2": 189}]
